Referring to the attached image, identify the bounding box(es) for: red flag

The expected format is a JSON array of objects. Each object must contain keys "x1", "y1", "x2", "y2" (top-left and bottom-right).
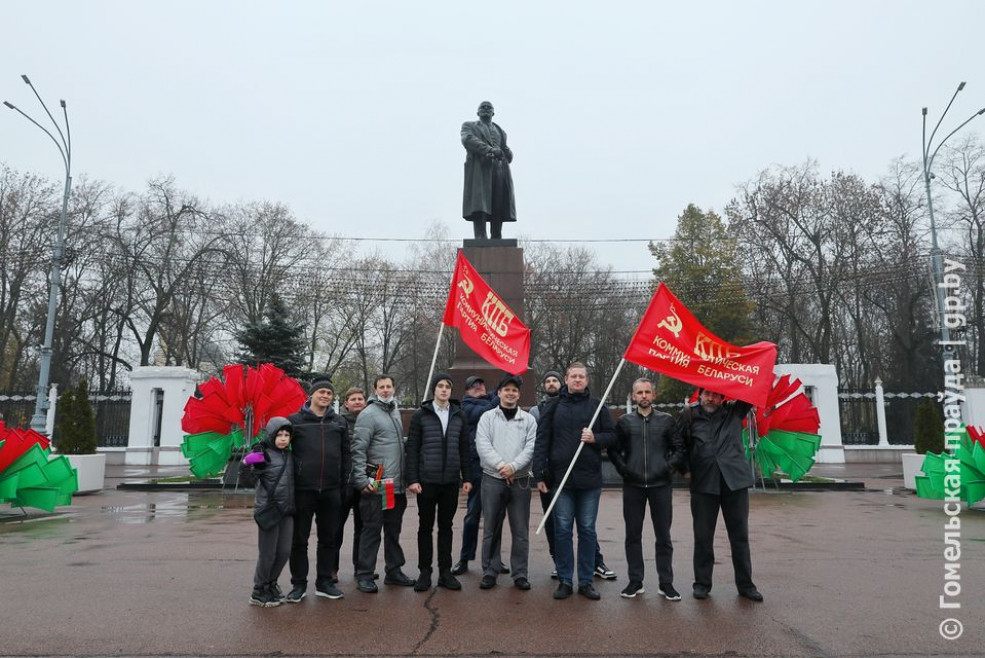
[
  {"x1": 442, "y1": 251, "x2": 530, "y2": 374},
  {"x1": 623, "y1": 283, "x2": 777, "y2": 407}
]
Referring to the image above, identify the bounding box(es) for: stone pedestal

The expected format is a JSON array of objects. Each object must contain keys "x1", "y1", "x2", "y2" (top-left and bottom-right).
[
  {"x1": 450, "y1": 241, "x2": 536, "y2": 407},
  {"x1": 126, "y1": 366, "x2": 200, "y2": 466}
]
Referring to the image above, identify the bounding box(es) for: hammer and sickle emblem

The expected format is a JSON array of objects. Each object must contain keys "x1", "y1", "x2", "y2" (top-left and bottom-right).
[
  {"x1": 458, "y1": 275, "x2": 474, "y2": 295},
  {"x1": 657, "y1": 303, "x2": 683, "y2": 338}
]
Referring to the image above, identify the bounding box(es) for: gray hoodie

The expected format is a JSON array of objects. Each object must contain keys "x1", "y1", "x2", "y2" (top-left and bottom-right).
[{"x1": 475, "y1": 406, "x2": 537, "y2": 478}]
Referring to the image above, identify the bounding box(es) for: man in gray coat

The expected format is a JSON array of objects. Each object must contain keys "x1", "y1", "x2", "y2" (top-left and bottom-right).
[
  {"x1": 351, "y1": 374, "x2": 415, "y2": 593},
  {"x1": 461, "y1": 100, "x2": 516, "y2": 240}
]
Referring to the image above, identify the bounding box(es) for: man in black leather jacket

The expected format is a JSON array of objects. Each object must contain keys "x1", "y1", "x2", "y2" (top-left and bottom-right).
[{"x1": 610, "y1": 378, "x2": 684, "y2": 600}]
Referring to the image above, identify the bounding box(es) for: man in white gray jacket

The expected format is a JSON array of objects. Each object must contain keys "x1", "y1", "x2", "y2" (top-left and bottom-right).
[{"x1": 474, "y1": 374, "x2": 538, "y2": 590}]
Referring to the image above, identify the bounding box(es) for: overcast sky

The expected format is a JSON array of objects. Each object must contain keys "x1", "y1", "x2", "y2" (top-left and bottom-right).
[{"x1": 2, "y1": 0, "x2": 983, "y2": 276}]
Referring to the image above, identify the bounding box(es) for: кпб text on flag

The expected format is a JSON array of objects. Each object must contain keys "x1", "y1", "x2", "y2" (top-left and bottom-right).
[
  {"x1": 623, "y1": 282, "x2": 777, "y2": 407},
  {"x1": 442, "y1": 251, "x2": 530, "y2": 375}
]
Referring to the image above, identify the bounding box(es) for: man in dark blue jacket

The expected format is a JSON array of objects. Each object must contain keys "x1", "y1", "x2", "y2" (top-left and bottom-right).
[
  {"x1": 678, "y1": 388, "x2": 763, "y2": 602},
  {"x1": 610, "y1": 377, "x2": 685, "y2": 600},
  {"x1": 533, "y1": 362, "x2": 615, "y2": 600},
  {"x1": 451, "y1": 375, "x2": 500, "y2": 575},
  {"x1": 285, "y1": 376, "x2": 350, "y2": 602}
]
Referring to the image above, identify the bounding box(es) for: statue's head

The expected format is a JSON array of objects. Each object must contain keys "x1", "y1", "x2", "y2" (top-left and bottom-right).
[{"x1": 476, "y1": 101, "x2": 495, "y2": 120}]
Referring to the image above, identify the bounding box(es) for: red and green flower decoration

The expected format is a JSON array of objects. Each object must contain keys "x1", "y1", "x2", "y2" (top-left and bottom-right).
[
  {"x1": 741, "y1": 375, "x2": 823, "y2": 482},
  {"x1": 915, "y1": 425, "x2": 985, "y2": 505},
  {"x1": 687, "y1": 375, "x2": 823, "y2": 482},
  {"x1": 180, "y1": 364, "x2": 307, "y2": 478},
  {"x1": 0, "y1": 422, "x2": 78, "y2": 511}
]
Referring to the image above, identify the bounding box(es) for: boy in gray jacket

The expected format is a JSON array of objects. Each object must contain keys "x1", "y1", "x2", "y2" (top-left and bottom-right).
[{"x1": 474, "y1": 374, "x2": 537, "y2": 590}]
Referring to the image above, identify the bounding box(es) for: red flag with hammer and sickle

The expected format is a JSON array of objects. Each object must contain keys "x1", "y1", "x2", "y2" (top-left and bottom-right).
[
  {"x1": 442, "y1": 251, "x2": 530, "y2": 375},
  {"x1": 623, "y1": 282, "x2": 777, "y2": 407}
]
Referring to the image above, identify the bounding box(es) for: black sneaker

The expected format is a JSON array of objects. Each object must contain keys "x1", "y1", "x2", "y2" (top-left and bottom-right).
[
  {"x1": 384, "y1": 570, "x2": 415, "y2": 587},
  {"x1": 285, "y1": 585, "x2": 306, "y2": 603},
  {"x1": 553, "y1": 583, "x2": 573, "y2": 599},
  {"x1": 250, "y1": 587, "x2": 269, "y2": 607},
  {"x1": 514, "y1": 577, "x2": 531, "y2": 590},
  {"x1": 693, "y1": 585, "x2": 710, "y2": 600},
  {"x1": 550, "y1": 568, "x2": 558, "y2": 580},
  {"x1": 479, "y1": 574, "x2": 497, "y2": 589},
  {"x1": 450, "y1": 559, "x2": 469, "y2": 576},
  {"x1": 739, "y1": 588, "x2": 764, "y2": 602},
  {"x1": 594, "y1": 563, "x2": 616, "y2": 580},
  {"x1": 438, "y1": 570, "x2": 462, "y2": 590},
  {"x1": 658, "y1": 584, "x2": 681, "y2": 601},
  {"x1": 578, "y1": 584, "x2": 601, "y2": 600},
  {"x1": 414, "y1": 571, "x2": 432, "y2": 592},
  {"x1": 620, "y1": 581, "x2": 645, "y2": 598},
  {"x1": 357, "y1": 578, "x2": 379, "y2": 593},
  {"x1": 270, "y1": 583, "x2": 285, "y2": 602},
  {"x1": 500, "y1": 565, "x2": 510, "y2": 574},
  {"x1": 315, "y1": 584, "x2": 344, "y2": 600}
]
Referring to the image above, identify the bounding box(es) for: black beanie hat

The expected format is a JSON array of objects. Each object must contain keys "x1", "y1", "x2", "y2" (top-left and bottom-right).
[
  {"x1": 429, "y1": 372, "x2": 453, "y2": 397},
  {"x1": 309, "y1": 376, "x2": 334, "y2": 396},
  {"x1": 542, "y1": 370, "x2": 562, "y2": 385}
]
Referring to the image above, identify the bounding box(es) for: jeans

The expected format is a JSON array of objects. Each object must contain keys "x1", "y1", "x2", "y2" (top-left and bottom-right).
[
  {"x1": 458, "y1": 477, "x2": 482, "y2": 561},
  {"x1": 416, "y1": 482, "x2": 460, "y2": 572},
  {"x1": 552, "y1": 487, "x2": 601, "y2": 587},
  {"x1": 290, "y1": 488, "x2": 341, "y2": 590},
  {"x1": 480, "y1": 474, "x2": 531, "y2": 580},
  {"x1": 623, "y1": 484, "x2": 674, "y2": 585}
]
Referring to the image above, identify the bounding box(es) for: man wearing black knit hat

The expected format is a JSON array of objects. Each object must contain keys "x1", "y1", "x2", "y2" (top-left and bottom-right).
[{"x1": 285, "y1": 376, "x2": 349, "y2": 602}]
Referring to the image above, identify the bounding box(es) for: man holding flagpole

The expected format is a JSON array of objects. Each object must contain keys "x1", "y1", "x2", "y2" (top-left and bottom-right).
[
  {"x1": 678, "y1": 388, "x2": 763, "y2": 602},
  {"x1": 533, "y1": 362, "x2": 615, "y2": 600}
]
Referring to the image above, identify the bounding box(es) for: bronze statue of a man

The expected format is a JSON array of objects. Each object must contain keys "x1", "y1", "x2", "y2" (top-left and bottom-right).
[{"x1": 461, "y1": 101, "x2": 516, "y2": 240}]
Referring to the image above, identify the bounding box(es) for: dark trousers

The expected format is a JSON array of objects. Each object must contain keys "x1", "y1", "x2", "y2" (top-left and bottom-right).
[
  {"x1": 690, "y1": 482, "x2": 754, "y2": 592},
  {"x1": 623, "y1": 484, "x2": 674, "y2": 585},
  {"x1": 254, "y1": 515, "x2": 293, "y2": 589},
  {"x1": 290, "y1": 488, "x2": 341, "y2": 590},
  {"x1": 416, "y1": 482, "x2": 460, "y2": 573},
  {"x1": 357, "y1": 493, "x2": 407, "y2": 578},
  {"x1": 458, "y1": 477, "x2": 482, "y2": 561},
  {"x1": 539, "y1": 489, "x2": 556, "y2": 562},
  {"x1": 332, "y1": 486, "x2": 363, "y2": 576}
]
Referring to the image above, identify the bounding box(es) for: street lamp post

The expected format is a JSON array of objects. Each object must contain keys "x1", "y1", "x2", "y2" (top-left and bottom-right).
[
  {"x1": 921, "y1": 82, "x2": 985, "y2": 383},
  {"x1": 3, "y1": 75, "x2": 73, "y2": 435}
]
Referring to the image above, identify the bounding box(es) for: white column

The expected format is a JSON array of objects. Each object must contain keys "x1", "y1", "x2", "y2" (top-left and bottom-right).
[
  {"x1": 44, "y1": 383, "x2": 58, "y2": 437},
  {"x1": 875, "y1": 377, "x2": 889, "y2": 447}
]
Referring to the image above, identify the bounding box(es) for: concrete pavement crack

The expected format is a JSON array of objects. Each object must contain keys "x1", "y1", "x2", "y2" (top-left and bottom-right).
[
  {"x1": 773, "y1": 616, "x2": 833, "y2": 657},
  {"x1": 411, "y1": 588, "x2": 440, "y2": 655}
]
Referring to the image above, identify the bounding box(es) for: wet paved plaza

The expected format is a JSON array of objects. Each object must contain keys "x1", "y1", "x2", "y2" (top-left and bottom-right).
[{"x1": 1, "y1": 464, "x2": 983, "y2": 657}]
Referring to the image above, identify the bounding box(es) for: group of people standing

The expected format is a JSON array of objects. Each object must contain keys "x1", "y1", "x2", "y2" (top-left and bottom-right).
[{"x1": 244, "y1": 364, "x2": 763, "y2": 607}]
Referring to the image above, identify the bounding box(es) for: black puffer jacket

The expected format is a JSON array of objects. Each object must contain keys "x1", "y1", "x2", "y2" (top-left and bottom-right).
[
  {"x1": 610, "y1": 410, "x2": 684, "y2": 487},
  {"x1": 248, "y1": 417, "x2": 296, "y2": 515},
  {"x1": 462, "y1": 393, "x2": 498, "y2": 478},
  {"x1": 406, "y1": 400, "x2": 471, "y2": 485},
  {"x1": 288, "y1": 402, "x2": 351, "y2": 491},
  {"x1": 532, "y1": 386, "x2": 615, "y2": 490}
]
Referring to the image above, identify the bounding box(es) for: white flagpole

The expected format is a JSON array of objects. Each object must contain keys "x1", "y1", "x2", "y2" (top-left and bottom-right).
[
  {"x1": 536, "y1": 358, "x2": 626, "y2": 535},
  {"x1": 424, "y1": 323, "x2": 445, "y2": 396}
]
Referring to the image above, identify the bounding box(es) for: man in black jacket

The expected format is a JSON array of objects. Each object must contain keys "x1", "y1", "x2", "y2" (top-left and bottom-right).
[
  {"x1": 451, "y1": 375, "x2": 500, "y2": 576},
  {"x1": 533, "y1": 362, "x2": 615, "y2": 600},
  {"x1": 405, "y1": 373, "x2": 472, "y2": 591},
  {"x1": 678, "y1": 388, "x2": 763, "y2": 602},
  {"x1": 610, "y1": 378, "x2": 684, "y2": 600},
  {"x1": 285, "y1": 376, "x2": 350, "y2": 602}
]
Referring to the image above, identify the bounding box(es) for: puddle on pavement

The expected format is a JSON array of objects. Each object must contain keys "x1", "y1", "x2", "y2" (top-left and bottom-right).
[{"x1": 99, "y1": 492, "x2": 253, "y2": 524}]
